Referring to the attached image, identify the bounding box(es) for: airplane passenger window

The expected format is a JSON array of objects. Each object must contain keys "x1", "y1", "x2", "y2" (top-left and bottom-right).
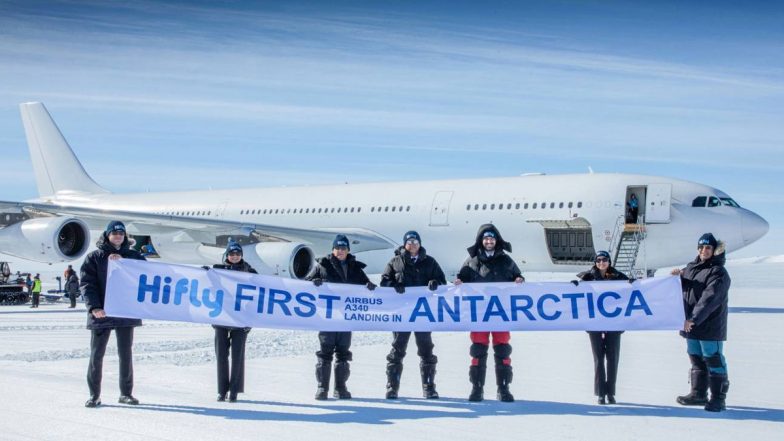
[
  {"x1": 208, "y1": 211, "x2": 211, "y2": 215},
  {"x1": 371, "y1": 207, "x2": 375, "y2": 212},
  {"x1": 577, "y1": 202, "x2": 582, "y2": 208},
  {"x1": 466, "y1": 204, "x2": 471, "y2": 210},
  {"x1": 524, "y1": 203, "x2": 529, "y2": 209},
  {"x1": 708, "y1": 197, "x2": 721, "y2": 207},
  {"x1": 482, "y1": 204, "x2": 487, "y2": 210},
  {"x1": 385, "y1": 207, "x2": 389, "y2": 212},
  {"x1": 331, "y1": 208, "x2": 335, "y2": 213},
  {"x1": 392, "y1": 206, "x2": 396, "y2": 212},
  {"x1": 559, "y1": 202, "x2": 564, "y2": 208},
  {"x1": 491, "y1": 204, "x2": 495, "y2": 210},
  {"x1": 515, "y1": 203, "x2": 520, "y2": 209},
  {"x1": 550, "y1": 203, "x2": 555, "y2": 209},
  {"x1": 357, "y1": 207, "x2": 361, "y2": 213},
  {"x1": 318, "y1": 208, "x2": 322, "y2": 213},
  {"x1": 474, "y1": 204, "x2": 479, "y2": 210},
  {"x1": 541, "y1": 202, "x2": 546, "y2": 209},
  {"x1": 568, "y1": 202, "x2": 573, "y2": 208},
  {"x1": 533, "y1": 203, "x2": 537, "y2": 209},
  {"x1": 399, "y1": 206, "x2": 403, "y2": 211},
  {"x1": 507, "y1": 203, "x2": 512, "y2": 209},
  {"x1": 406, "y1": 206, "x2": 410, "y2": 211}
]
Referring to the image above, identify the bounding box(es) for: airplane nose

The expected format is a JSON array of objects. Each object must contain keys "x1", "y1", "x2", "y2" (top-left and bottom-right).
[{"x1": 741, "y1": 210, "x2": 769, "y2": 245}]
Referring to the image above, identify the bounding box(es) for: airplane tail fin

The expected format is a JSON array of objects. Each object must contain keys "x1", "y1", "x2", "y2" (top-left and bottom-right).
[{"x1": 19, "y1": 102, "x2": 108, "y2": 197}]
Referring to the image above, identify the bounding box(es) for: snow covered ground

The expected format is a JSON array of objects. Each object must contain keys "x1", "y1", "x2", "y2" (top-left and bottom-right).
[{"x1": 1, "y1": 259, "x2": 782, "y2": 440}]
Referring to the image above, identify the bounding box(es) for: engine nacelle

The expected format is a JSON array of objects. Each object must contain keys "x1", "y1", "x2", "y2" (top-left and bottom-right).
[
  {"x1": 0, "y1": 217, "x2": 90, "y2": 263},
  {"x1": 244, "y1": 242, "x2": 315, "y2": 279}
]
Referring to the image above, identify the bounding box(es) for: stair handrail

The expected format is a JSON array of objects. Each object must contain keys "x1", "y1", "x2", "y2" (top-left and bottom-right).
[{"x1": 608, "y1": 214, "x2": 626, "y2": 263}]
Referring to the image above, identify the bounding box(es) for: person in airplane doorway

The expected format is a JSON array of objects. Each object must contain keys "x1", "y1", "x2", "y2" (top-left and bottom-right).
[
  {"x1": 380, "y1": 230, "x2": 447, "y2": 400},
  {"x1": 573, "y1": 250, "x2": 632, "y2": 405},
  {"x1": 627, "y1": 193, "x2": 639, "y2": 223},
  {"x1": 307, "y1": 234, "x2": 376, "y2": 400},
  {"x1": 672, "y1": 233, "x2": 731, "y2": 412},
  {"x1": 80, "y1": 221, "x2": 146, "y2": 408},
  {"x1": 210, "y1": 241, "x2": 257, "y2": 403},
  {"x1": 454, "y1": 224, "x2": 524, "y2": 402},
  {"x1": 30, "y1": 273, "x2": 41, "y2": 308}
]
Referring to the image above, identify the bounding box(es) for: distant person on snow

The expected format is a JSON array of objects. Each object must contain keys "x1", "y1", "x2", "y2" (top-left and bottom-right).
[
  {"x1": 672, "y1": 233, "x2": 731, "y2": 412},
  {"x1": 80, "y1": 221, "x2": 146, "y2": 408},
  {"x1": 66, "y1": 268, "x2": 80, "y2": 308},
  {"x1": 30, "y1": 274, "x2": 42, "y2": 308}
]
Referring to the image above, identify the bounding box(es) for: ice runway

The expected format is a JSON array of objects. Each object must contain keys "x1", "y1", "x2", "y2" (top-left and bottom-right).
[{"x1": 1, "y1": 260, "x2": 782, "y2": 440}]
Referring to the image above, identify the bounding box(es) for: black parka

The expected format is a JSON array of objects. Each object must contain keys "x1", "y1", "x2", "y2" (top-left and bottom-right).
[
  {"x1": 212, "y1": 259, "x2": 257, "y2": 331},
  {"x1": 679, "y1": 243, "x2": 731, "y2": 341},
  {"x1": 307, "y1": 253, "x2": 371, "y2": 286},
  {"x1": 80, "y1": 232, "x2": 146, "y2": 330},
  {"x1": 458, "y1": 224, "x2": 522, "y2": 283},
  {"x1": 380, "y1": 246, "x2": 447, "y2": 288}
]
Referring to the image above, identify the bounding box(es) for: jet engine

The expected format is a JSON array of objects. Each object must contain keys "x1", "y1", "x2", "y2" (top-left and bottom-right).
[
  {"x1": 244, "y1": 242, "x2": 315, "y2": 279},
  {"x1": 0, "y1": 217, "x2": 90, "y2": 263}
]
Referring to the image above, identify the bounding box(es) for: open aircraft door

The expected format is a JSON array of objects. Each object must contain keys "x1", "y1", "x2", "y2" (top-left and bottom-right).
[
  {"x1": 429, "y1": 191, "x2": 453, "y2": 226},
  {"x1": 646, "y1": 183, "x2": 672, "y2": 223}
]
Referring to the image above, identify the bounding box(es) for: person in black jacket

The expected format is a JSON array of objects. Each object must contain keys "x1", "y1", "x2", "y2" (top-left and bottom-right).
[
  {"x1": 454, "y1": 224, "x2": 524, "y2": 402},
  {"x1": 211, "y1": 241, "x2": 257, "y2": 403},
  {"x1": 380, "y1": 231, "x2": 447, "y2": 399},
  {"x1": 80, "y1": 221, "x2": 145, "y2": 408},
  {"x1": 66, "y1": 268, "x2": 80, "y2": 308},
  {"x1": 576, "y1": 250, "x2": 631, "y2": 405},
  {"x1": 307, "y1": 234, "x2": 376, "y2": 400},
  {"x1": 672, "y1": 233, "x2": 731, "y2": 412}
]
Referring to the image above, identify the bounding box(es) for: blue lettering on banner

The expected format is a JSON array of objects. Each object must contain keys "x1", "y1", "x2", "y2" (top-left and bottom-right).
[{"x1": 625, "y1": 290, "x2": 653, "y2": 316}]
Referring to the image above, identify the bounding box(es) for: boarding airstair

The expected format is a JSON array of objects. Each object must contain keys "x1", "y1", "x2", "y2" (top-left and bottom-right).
[{"x1": 609, "y1": 215, "x2": 647, "y2": 278}]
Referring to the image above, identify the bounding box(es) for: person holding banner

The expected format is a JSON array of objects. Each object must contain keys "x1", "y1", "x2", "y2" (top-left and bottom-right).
[
  {"x1": 380, "y1": 230, "x2": 447, "y2": 400},
  {"x1": 80, "y1": 221, "x2": 146, "y2": 408},
  {"x1": 576, "y1": 250, "x2": 630, "y2": 405},
  {"x1": 672, "y1": 233, "x2": 731, "y2": 412},
  {"x1": 308, "y1": 234, "x2": 376, "y2": 400},
  {"x1": 454, "y1": 224, "x2": 523, "y2": 403},
  {"x1": 210, "y1": 241, "x2": 257, "y2": 403}
]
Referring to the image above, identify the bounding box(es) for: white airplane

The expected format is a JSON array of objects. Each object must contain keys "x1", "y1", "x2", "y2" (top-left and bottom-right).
[{"x1": 0, "y1": 102, "x2": 769, "y2": 279}]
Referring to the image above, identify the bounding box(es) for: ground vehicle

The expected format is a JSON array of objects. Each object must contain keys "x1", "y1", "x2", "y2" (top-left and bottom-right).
[{"x1": 0, "y1": 262, "x2": 29, "y2": 305}]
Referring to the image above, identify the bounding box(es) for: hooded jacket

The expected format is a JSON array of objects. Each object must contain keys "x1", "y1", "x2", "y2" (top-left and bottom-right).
[
  {"x1": 380, "y1": 246, "x2": 447, "y2": 288},
  {"x1": 458, "y1": 224, "x2": 522, "y2": 283},
  {"x1": 80, "y1": 231, "x2": 146, "y2": 330},
  {"x1": 307, "y1": 253, "x2": 371, "y2": 285},
  {"x1": 679, "y1": 241, "x2": 731, "y2": 341}
]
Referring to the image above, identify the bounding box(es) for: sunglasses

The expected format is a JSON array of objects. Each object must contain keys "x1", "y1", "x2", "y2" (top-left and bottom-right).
[
  {"x1": 228, "y1": 251, "x2": 242, "y2": 256},
  {"x1": 595, "y1": 257, "x2": 609, "y2": 263},
  {"x1": 405, "y1": 239, "x2": 420, "y2": 245},
  {"x1": 698, "y1": 245, "x2": 714, "y2": 250}
]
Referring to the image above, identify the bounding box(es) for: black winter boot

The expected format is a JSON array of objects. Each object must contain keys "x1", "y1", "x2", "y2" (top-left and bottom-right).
[
  {"x1": 333, "y1": 361, "x2": 352, "y2": 399},
  {"x1": 420, "y1": 362, "x2": 439, "y2": 399},
  {"x1": 315, "y1": 361, "x2": 331, "y2": 400},
  {"x1": 386, "y1": 362, "x2": 402, "y2": 399},
  {"x1": 705, "y1": 374, "x2": 729, "y2": 412},
  {"x1": 495, "y1": 364, "x2": 514, "y2": 402},
  {"x1": 676, "y1": 363, "x2": 709, "y2": 406},
  {"x1": 468, "y1": 364, "x2": 486, "y2": 402}
]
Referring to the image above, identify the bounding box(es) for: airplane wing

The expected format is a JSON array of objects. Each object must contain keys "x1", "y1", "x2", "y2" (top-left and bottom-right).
[{"x1": 0, "y1": 199, "x2": 395, "y2": 255}]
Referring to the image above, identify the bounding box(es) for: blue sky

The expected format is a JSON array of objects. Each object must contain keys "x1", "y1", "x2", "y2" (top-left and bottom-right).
[{"x1": 0, "y1": 0, "x2": 781, "y2": 257}]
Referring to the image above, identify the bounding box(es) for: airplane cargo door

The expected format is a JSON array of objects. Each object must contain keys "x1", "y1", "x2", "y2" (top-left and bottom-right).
[
  {"x1": 429, "y1": 191, "x2": 453, "y2": 226},
  {"x1": 646, "y1": 183, "x2": 672, "y2": 223}
]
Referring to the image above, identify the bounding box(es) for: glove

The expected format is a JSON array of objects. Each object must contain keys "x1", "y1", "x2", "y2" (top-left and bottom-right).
[
  {"x1": 570, "y1": 280, "x2": 579, "y2": 286},
  {"x1": 312, "y1": 278, "x2": 323, "y2": 287},
  {"x1": 366, "y1": 281, "x2": 376, "y2": 291},
  {"x1": 201, "y1": 266, "x2": 211, "y2": 271},
  {"x1": 394, "y1": 284, "x2": 406, "y2": 294},
  {"x1": 427, "y1": 280, "x2": 439, "y2": 291},
  {"x1": 628, "y1": 278, "x2": 635, "y2": 284}
]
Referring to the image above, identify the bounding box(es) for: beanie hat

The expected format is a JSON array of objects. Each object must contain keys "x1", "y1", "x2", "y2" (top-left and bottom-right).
[
  {"x1": 332, "y1": 234, "x2": 350, "y2": 250},
  {"x1": 226, "y1": 241, "x2": 243, "y2": 255},
  {"x1": 482, "y1": 230, "x2": 497, "y2": 239},
  {"x1": 105, "y1": 220, "x2": 126, "y2": 234},
  {"x1": 403, "y1": 230, "x2": 421, "y2": 244},
  {"x1": 595, "y1": 250, "x2": 611, "y2": 265},
  {"x1": 698, "y1": 233, "x2": 718, "y2": 248}
]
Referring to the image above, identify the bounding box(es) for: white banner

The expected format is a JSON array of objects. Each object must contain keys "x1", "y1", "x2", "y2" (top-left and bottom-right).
[{"x1": 105, "y1": 259, "x2": 685, "y2": 331}]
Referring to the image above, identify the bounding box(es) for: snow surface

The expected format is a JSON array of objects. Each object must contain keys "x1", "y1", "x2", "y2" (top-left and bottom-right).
[{"x1": 1, "y1": 259, "x2": 783, "y2": 440}]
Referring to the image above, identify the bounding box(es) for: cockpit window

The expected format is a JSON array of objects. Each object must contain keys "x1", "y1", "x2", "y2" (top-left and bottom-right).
[
  {"x1": 720, "y1": 198, "x2": 740, "y2": 208},
  {"x1": 692, "y1": 196, "x2": 707, "y2": 207},
  {"x1": 708, "y1": 196, "x2": 721, "y2": 207}
]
